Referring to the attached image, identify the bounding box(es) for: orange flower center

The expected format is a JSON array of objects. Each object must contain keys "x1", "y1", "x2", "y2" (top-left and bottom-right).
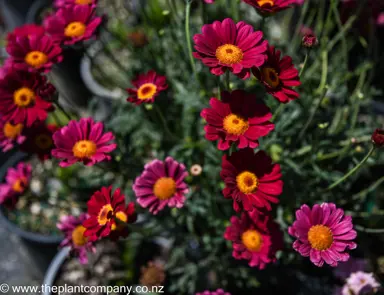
[
  {"x1": 236, "y1": 171, "x2": 259, "y2": 194},
  {"x1": 13, "y1": 87, "x2": 35, "y2": 107},
  {"x1": 257, "y1": 0, "x2": 274, "y2": 7},
  {"x1": 223, "y1": 113, "x2": 249, "y2": 135},
  {"x1": 215, "y1": 44, "x2": 243, "y2": 65},
  {"x1": 111, "y1": 211, "x2": 127, "y2": 231},
  {"x1": 35, "y1": 134, "x2": 53, "y2": 150},
  {"x1": 262, "y1": 67, "x2": 280, "y2": 88},
  {"x1": 72, "y1": 140, "x2": 97, "y2": 158},
  {"x1": 3, "y1": 122, "x2": 23, "y2": 139},
  {"x1": 24, "y1": 51, "x2": 48, "y2": 68},
  {"x1": 71, "y1": 225, "x2": 88, "y2": 246},
  {"x1": 137, "y1": 83, "x2": 157, "y2": 100},
  {"x1": 12, "y1": 177, "x2": 27, "y2": 193},
  {"x1": 242, "y1": 229, "x2": 263, "y2": 252},
  {"x1": 64, "y1": 22, "x2": 87, "y2": 38},
  {"x1": 75, "y1": 0, "x2": 93, "y2": 4},
  {"x1": 307, "y1": 225, "x2": 333, "y2": 250},
  {"x1": 97, "y1": 204, "x2": 114, "y2": 226},
  {"x1": 153, "y1": 177, "x2": 176, "y2": 200}
]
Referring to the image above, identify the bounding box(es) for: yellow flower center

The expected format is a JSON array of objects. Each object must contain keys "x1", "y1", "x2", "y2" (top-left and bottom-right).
[
  {"x1": 13, "y1": 87, "x2": 35, "y2": 107},
  {"x1": 72, "y1": 140, "x2": 97, "y2": 159},
  {"x1": 262, "y1": 67, "x2": 280, "y2": 88},
  {"x1": 64, "y1": 21, "x2": 87, "y2": 38},
  {"x1": 24, "y1": 51, "x2": 48, "y2": 68},
  {"x1": 35, "y1": 134, "x2": 53, "y2": 150},
  {"x1": 111, "y1": 211, "x2": 127, "y2": 231},
  {"x1": 236, "y1": 171, "x2": 259, "y2": 194},
  {"x1": 75, "y1": 0, "x2": 93, "y2": 4},
  {"x1": 12, "y1": 177, "x2": 27, "y2": 193},
  {"x1": 257, "y1": 0, "x2": 274, "y2": 7},
  {"x1": 242, "y1": 229, "x2": 263, "y2": 252},
  {"x1": 3, "y1": 122, "x2": 23, "y2": 139},
  {"x1": 223, "y1": 113, "x2": 249, "y2": 135},
  {"x1": 307, "y1": 225, "x2": 333, "y2": 251},
  {"x1": 97, "y1": 204, "x2": 114, "y2": 226},
  {"x1": 153, "y1": 177, "x2": 176, "y2": 200},
  {"x1": 71, "y1": 225, "x2": 88, "y2": 246},
  {"x1": 215, "y1": 44, "x2": 244, "y2": 65},
  {"x1": 137, "y1": 83, "x2": 157, "y2": 100}
]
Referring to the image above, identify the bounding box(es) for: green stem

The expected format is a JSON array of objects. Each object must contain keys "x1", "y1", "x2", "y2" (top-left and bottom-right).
[
  {"x1": 299, "y1": 51, "x2": 309, "y2": 77},
  {"x1": 225, "y1": 71, "x2": 231, "y2": 90},
  {"x1": 185, "y1": 0, "x2": 198, "y2": 82},
  {"x1": 327, "y1": 145, "x2": 376, "y2": 191},
  {"x1": 272, "y1": 104, "x2": 285, "y2": 122},
  {"x1": 354, "y1": 225, "x2": 384, "y2": 234},
  {"x1": 260, "y1": 17, "x2": 266, "y2": 32},
  {"x1": 231, "y1": 0, "x2": 239, "y2": 22},
  {"x1": 298, "y1": 92, "x2": 326, "y2": 140},
  {"x1": 154, "y1": 105, "x2": 178, "y2": 141},
  {"x1": 55, "y1": 101, "x2": 72, "y2": 122}
]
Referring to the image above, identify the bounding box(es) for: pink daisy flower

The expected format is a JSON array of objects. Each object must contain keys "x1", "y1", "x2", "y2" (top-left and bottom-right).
[
  {"x1": 0, "y1": 162, "x2": 32, "y2": 209},
  {"x1": 51, "y1": 118, "x2": 117, "y2": 167},
  {"x1": 6, "y1": 24, "x2": 45, "y2": 44},
  {"x1": 288, "y1": 203, "x2": 357, "y2": 267},
  {"x1": 195, "y1": 289, "x2": 230, "y2": 295},
  {"x1": 200, "y1": 90, "x2": 274, "y2": 150},
  {"x1": 0, "y1": 70, "x2": 54, "y2": 126},
  {"x1": 54, "y1": 0, "x2": 97, "y2": 8},
  {"x1": 126, "y1": 70, "x2": 168, "y2": 105},
  {"x1": 6, "y1": 34, "x2": 62, "y2": 73},
  {"x1": 44, "y1": 5, "x2": 102, "y2": 45},
  {"x1": 0, "y1": 119, "x2": 26, "y2": 152},
  {"x1": 224, "y1": 211, "x2": 283, "y2": 269},
  {"x1": 193, "y1": 18, "x2": 268, "y2": 80},
  {"x1": 242, "y1": 0, "x2": 297, "y2": 15},
  {"x1": 203, "y1": 0, "x2": 215, "y2": 3},
  {"x1": 57, "y1": 213, "x2": 96, "y2": 264},
  {"x1": 133, "y1": 157, "x2": 189, "y2": 215},
  {"x1": 345, "y1": 271, "x2": 380, "y2": 295}
]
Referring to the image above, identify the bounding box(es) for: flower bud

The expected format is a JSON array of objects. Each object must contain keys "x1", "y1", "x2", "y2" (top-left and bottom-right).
[
  {"x1": 372, "y1": 128, "x2": 384, "y2": 148},
  {"x1": 190, "y1": 164, "x2": 203, "y2": 176},
  {"x1": 302, "y1": 34, "x2": 318, "y2": 48}
]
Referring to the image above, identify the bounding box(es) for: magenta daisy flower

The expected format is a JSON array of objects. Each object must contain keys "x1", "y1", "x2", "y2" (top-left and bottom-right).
[
  {"x1": 201, "y1": 90, "x2": 274, "y2": 150},
  {"x1": 0, "y1": 70, "x2": 54, "y2": 126},
  {"x1": 44, "y1": 5, "x2": 102, "y2": 45},
  {"x1": 193, "y1": 18, "x2": 268, "y2": 79},
  {"x1": 126, "y1": 70, "x2": 168, "y2": 105},
  {"x1": 6, "y1": 24, "x2": 45, "y2": 44},
  {"x1": 242, "y1": 0, "x2": 297, "y2": 16},
  {"x1": 6, "y1": 34, "x2": 62, "y2": 73},
  {"x1": 0, "y1": 119, "x2": 25, "y2": 152},
  {"x1": 133, "y1": 157, "x2": 189, "y2": 215},
  {"x1": 195, "y1": 289, "x2": 230, "y2": 295},
  {"x1": 224, "y1": 211, "x2": 283, "y2": 269},
  {"x1": 54, "y1": 0, "x2": 97, "y2": 8},
  {"x1": 0, "y1": 162, "x2": 31, "y2": 209},
  {"x1": 57, "y1": 213, "x2": 96, "y2": 264},
  {"x1": 51, "y1": 118, "x2": 117, "y2": 167},
  {"x1": 288, "y1": 203, "x2": 357, "y2": 267}
]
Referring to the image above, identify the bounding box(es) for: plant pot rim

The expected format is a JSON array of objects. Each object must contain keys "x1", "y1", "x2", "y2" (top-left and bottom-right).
[{"x1": 43, "y1": 247, "x2": 71, "y2": 295}]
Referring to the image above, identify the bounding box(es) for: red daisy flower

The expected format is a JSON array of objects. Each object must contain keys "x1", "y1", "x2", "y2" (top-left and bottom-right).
[
  {"x1": 221, "y1": 148, "x2": 283, "y2": 212},
  {"x1": 44, "y1": 5, "x2": 102, "y2": 45},
  {"x1": 126, "y1": 70, "x2": 168, "y2": 105},
  {"x1": 252, "y1": 46, "x2": 301, "y2": 103},
  {"x1": 201, "y1": 90, "x2": 274, "y2": 150},
  {"x1": 83, "y1": 186, "x2": 137, "y2": 242},
  {"x1": 0, "y1": 119, "x2": 25, "y2": 152},
  {"x1": 54, "y1": 0, "x2": 97, "y2": 8},
  {"x1": 193, "y1": 18, "x2": 268, "y2": 79},
  {"x1": 242, "y1": 0, "x2": 297, "y2": 15},
  {"x1": 6, "y1": 24, "x2": 45, "y2": 44},
  {"x1": 224, "y1": 211, "x2": 283, "y2": 269},
  {"x1": 6, "y1": 34, "x2": 62, "y2": 73},
  {"x1": 0, "y1": 71, "x2": 54, "y2": 126},
  {"x1": 20, "y1": 122, "x2": 58, "y2": 160},
  {"x1": 51, "y1": 118, "x2": 117, "y2": 167}
]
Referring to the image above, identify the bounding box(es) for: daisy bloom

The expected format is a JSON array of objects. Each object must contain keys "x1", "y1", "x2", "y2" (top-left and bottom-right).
[
  {"x1": 201, "y1": 90, "x2": 274, "y2": 150},
  {"x1": 288, "y1": 203, "x2": 357, "y2": 267},
  {"x1": 221, "y1": 148, "x2": 283, "y2": 212},
  {"x1": 126, "y1": 70, "x2": 168, "y2": 105},
  {"x1": 54, "y1": 0, "x2": 97, "y2": 8},
  {"x1": 0, "y1": 162, "x2": 31, "y2": 209},
  {"x1": 204, "y1": 0, "x2": 215, "y2": 3},
  {"x1": 6, "y1": 34, "x2": 62, "y2": 73},
  {"x1": 57, "y1": 213, "x2": 96, "y2": 264},
  {"x1": 242, "y1": 0, "x2": 297, "y2": 16},
  {"x1": 6, "y1": 24, "x2": 45, "y2": 44},
  {"x1": 0, "y1": 70, "x2": 54, "y2": 126},
  {"x1": 224, "y1": 211, "x2": 283, "y2": 269},
  {"x1": 253, "y1": 46, "x2": 301, "y2": 103},
  {"x1": 0, "y1": 119, "x2": 25, "y2": 152},
  {"x1": 83, "y1": 186, "x2": 137, "y2": 242},
  {"x1": 193, "y1": 18, "x2": 268, "y2": 80},
  {"x1": 133, "y1": 157, "x2": 189, "y2": 215},
  {"x1": 346, "y1": 271, "x2": 380, "y2": 295},
  {"x1": 51, "y1": 118, "x2": 117, "y2": 167},
  {"x1": 20, "y1": 122, "x2": 58, "y2": 160},
  {"x1": 190, "y1": 164, "x2": 203, "y2": 176},
  {"x1": 44, "y1": 5, "x2": 102, "y2": 45},
  {"x1": 196, "y1": 289, "x2": 231, "y2": 295}
]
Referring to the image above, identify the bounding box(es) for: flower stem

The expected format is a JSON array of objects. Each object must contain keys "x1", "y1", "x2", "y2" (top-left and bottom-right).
[
  {"x1": 225, "y1": 71, "x2": 231, "y2": 90},
  {"x1": 326, "y1": 145, "x2": 375, "y2": 191},
  {"x1": 54, "y1": 101, "x2": 72, "y2": 122},
  {"x1": 299, "y1": 51, "x2": 309, "y2": 77},
  {"x1": 354, "y1": 225, "x2": 384, "y2": 234},
  {"x1": 231, "y1": 0, "x2": 239, "y2": 22},
  {"x1": 272, "y1": 104, "x2": 284, "y2": 121},
  {"x1": 154, "y1": 105, "x2": 178, "y2": 141},
  {"x1": 185, "y1": 0, "x2": 198, "y2": 82},
  {"x1": 298, "y1": 92, "x2": 326, "y2": 140}
]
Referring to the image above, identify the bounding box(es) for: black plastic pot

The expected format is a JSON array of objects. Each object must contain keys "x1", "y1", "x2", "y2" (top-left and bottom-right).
[{"x1": 43, "y1": 247, "x2": 70, "y2": 295}]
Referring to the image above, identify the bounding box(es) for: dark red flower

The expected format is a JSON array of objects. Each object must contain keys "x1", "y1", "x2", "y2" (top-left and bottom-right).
[
  {"x1": 302, "y1": 34, "x2": 318, "y2": 48},
  {"x1": 253, "y1": 46, "x2": 301, "y2": 103},
  {"x1": 372, "y1": 129, "x2": 384, "y2": 147},
  {"x1": 83, "y1": 186, "x2": 137, "y2": 241},
  {"x1": 242, "y1": 0, "x2": 298, "y2": 16},
  {"x1": 201, "y1": 90, "x2": 274, "y2": 150},
  {"x1": 6, "y1": 24, "x2": 45, "y2": 44},
  {"x1": 221, "y1": 148, "x2": 283, "y2": 212}
]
